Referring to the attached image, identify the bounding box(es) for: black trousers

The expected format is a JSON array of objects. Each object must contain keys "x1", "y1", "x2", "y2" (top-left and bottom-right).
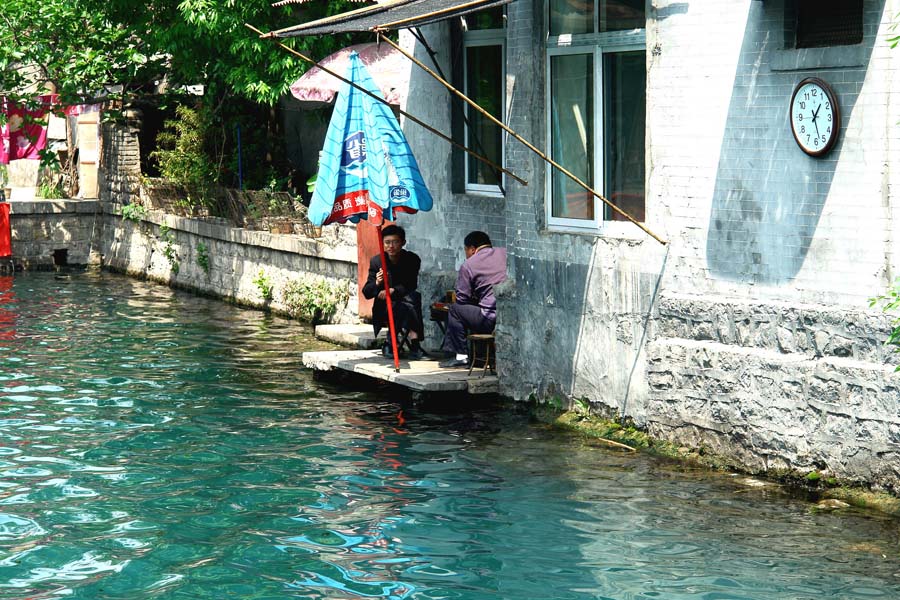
[
  {"x1": 442, "y1": 303, "x2": 494, "y2": 355},
  {"x1": 372, "y1": 291, "x2": 424, "y2": 340}
]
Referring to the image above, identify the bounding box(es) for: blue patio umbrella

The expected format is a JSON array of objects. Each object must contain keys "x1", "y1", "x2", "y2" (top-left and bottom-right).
[{"x1": 308, "y1": 51, "x2": 433, "y2": 370}]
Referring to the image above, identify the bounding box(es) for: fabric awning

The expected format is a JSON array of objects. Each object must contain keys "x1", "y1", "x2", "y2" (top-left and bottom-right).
[
  {"x1": 268, "y1": 0, "x2": 512, "y2": 37},
  {"x1": 290, "y1": 42, "x2": 410, "y2": 106}
]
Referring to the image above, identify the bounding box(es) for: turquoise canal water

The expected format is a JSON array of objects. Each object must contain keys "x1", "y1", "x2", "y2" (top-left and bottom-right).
[{"x1": 1, "y1": 271, "x2": 899, "y2": 599}]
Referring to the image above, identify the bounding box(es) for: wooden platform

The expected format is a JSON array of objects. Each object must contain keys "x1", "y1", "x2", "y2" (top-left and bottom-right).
[{"x1": 302, "y1": 349, "x2": 499, "y2": 395}]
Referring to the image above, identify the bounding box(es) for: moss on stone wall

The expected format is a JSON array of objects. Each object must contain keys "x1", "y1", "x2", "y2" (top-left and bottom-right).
[{"x1": 530, "y1": 401, "x2": 900, "y2": 518}]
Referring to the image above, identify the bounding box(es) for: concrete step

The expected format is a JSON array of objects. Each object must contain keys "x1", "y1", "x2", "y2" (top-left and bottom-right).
[
  {"x1": 302, "y1": 349, "x2": 498, "y2": 395},
  {"x1": 315, "y1": 324, "x2": 384, "y2": 349}
]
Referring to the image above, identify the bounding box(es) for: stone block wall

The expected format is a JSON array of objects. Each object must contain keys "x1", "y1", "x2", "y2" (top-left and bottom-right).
[
  {"x1": 101, "y1": 207, "x2": 360, "y2": 322},
  {"x1": 8, "y1": 200, "x2": 102, "y2": 268},
  {"x1": 99, "y1": 122, "x2": 142, "y2": 207},
  {"x1": 7, "y1": 199, "x2": 361, "y2": 324},
  {"x1": 646, "y1": 293, "x2": 900, "y2": 491}
]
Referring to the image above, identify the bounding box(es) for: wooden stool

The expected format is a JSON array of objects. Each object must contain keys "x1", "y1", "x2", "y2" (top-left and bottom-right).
[{"x1": 467, "y1": 333, "x2": 496, "y2": 377}]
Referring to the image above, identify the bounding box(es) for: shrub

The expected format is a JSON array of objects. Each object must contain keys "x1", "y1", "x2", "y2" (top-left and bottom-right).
[
  {"x1": 253, "y1": 269, "x2": 274, "y2": 302},
  {"x1": 121, "y1": 203, "x2": 148, "y2": 222},
  {"x1": 150, "y1": 105, "x2": 217, "y2": 207},
  {"x1": 869, "y1": 277, "x2": 900, "y2": 370},
  {"x1": 283, "y1": 277, "x2": 348, "y2": 323},
  {"x1": 196, "y1": 242, "x2": 210, "y2": 274}
]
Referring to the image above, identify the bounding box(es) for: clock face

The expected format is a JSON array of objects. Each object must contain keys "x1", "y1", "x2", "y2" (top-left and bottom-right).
[{"x1": 790, "y1": 78, "x2": 840, "y2": 157}]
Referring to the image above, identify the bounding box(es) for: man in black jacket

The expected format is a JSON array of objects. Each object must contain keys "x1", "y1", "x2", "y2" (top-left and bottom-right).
[{"x1": 362, "y1": 224, "x2": 425, "y2": 359}]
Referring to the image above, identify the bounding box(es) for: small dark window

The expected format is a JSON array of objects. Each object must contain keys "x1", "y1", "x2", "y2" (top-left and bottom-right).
[{"x1": 795, "y1": 0, "x2": 863, "y2": 49}]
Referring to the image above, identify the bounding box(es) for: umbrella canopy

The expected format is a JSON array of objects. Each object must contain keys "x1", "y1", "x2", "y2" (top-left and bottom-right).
[
  {"x1": 308, "y1": 52, "x2": 433, "y2": 370},
  {"x1": 290, "y1": 43, "x2": 410, "y2": 107},
  {"x1": 308, "y1": 51, "x2": 432, "y2": 227}
]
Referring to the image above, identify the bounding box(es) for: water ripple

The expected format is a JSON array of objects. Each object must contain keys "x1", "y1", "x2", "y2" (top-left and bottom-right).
[{"x1": 0, "y1": 272, "x2": 898, "y2": 599}]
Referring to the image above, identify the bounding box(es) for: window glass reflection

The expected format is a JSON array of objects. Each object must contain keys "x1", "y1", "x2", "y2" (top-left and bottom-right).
[{"x1": 550, "y1": 53, "x2": 594, "y2": 220}]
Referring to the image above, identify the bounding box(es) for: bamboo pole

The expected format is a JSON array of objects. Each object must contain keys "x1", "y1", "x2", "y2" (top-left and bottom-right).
[
  {"x1": 377, "y1": 35, "x2": 667, "y2": 245},
  {"x1": 246, "y1": 24, "x2": 527, "y2": 186}
]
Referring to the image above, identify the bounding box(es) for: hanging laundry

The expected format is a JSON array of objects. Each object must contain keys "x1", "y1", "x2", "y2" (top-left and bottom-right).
[{"x1": 0, "y1": 95, "x2": 55, "y2": 164}]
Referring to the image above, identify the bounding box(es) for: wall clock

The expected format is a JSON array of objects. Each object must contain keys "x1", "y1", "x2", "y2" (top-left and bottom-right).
[{"x1": 789, "y1": 77, "x2": 840, "y2": 157}]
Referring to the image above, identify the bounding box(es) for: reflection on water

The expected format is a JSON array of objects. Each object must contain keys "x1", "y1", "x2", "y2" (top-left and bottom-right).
[{"x1": 0, "y1": 270, "x2": 898, "y2": 599}]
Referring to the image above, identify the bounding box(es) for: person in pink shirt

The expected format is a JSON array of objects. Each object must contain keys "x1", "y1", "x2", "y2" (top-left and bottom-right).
[{"x1": 440, "y1": 231, "x2": 508, "y2": 368}]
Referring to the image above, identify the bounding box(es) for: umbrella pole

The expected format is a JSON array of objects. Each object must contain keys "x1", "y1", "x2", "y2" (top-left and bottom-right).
[{"x1": 377, "y1": 226, "x2": 401, "y2": 372}]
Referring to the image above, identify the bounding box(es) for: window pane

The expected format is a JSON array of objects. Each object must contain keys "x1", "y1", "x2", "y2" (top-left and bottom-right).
[
  {"x1": 603, "y1": 50, "x2": 645, "y2": 222},
  {"x1": 796, "y1": 0, "x2": 862, "y2": 48},
  {"x1": 600, "y1": 0, "x2": 645, "y2": 32},
  {"x1": 549, "y1": 0, "x2": 593, "y2": 36},
  {"x1": 467, "y1": 7, "x2": 504, "y2": 30},
  {"x1": 466, "y1": 44, "x2": 503, "y2": 187},
  {"x1": 550, "y1": 53, "x2": 593, "y2": 220}
]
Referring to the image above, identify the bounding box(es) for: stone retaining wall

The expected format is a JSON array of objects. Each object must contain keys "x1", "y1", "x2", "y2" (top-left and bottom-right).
[
  {"x1": 7, "y1": 199, "x2": 361, "y2": 323},
  {"x1": 7, "y1": 200, "x2": 102, "y2": 268},
  {"x1": 646, "y1": 293, "x2": 900, "y2": 492}
]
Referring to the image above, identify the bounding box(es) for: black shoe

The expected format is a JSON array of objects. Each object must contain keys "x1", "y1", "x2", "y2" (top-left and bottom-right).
[
  {"x1": 381, "y1": 342, "x2": 393, "y2": 358},
  {"x1": 439, "y1": 356, "x2": 469, "y2": 368},
  {"x1": 407, "y1": 346, "x2": 425, "y2": 360}
]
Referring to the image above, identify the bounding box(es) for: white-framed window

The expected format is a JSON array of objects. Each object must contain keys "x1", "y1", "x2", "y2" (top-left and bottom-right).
[
  {"x1": 463, "y1": 9, "x2": 505, "y2": 196},
  {"x1": 545, "y1": 0, "x2": 646, "y2": 232}
]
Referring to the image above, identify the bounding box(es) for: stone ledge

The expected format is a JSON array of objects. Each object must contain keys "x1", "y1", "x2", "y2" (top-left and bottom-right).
[
  {"x1": 315, "y1": 324, "x2": 384, "y2": 349},
  {"x1": 8, "y1": 199, "x2": 101, "y2": 215},
  {"x1": 654, "y1": 293, "x2": 897, "y2": 366},
  {"x1": 648, "y1": 337, "x2": 896, "y2": 378},
  {"x1": 103, "y1": 202, "x2": 358, "y2": 264}
]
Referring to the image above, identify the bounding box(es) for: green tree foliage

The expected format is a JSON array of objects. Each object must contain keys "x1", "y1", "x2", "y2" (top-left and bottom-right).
[
  {"x1": 150, "y1": 104, "x2": 218, "y2": 203},
  {"x1": 0, "y1": 0, "x2": 365, "y2": 108}
]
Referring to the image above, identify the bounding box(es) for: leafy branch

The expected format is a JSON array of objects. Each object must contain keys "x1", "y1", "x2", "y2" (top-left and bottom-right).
[{"x1": 869, "y1": 278, "x2": 900, "y2": 370}]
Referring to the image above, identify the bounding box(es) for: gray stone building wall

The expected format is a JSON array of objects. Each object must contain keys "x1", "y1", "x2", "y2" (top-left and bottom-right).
[{"x1": 402, "y1": 0, "x2": 900, "y2": 490}]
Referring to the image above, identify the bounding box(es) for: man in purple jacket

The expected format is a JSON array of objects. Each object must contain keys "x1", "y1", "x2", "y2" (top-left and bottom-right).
[{"x1": 439, "y1": 231, "x2": 508, "y2": 368}]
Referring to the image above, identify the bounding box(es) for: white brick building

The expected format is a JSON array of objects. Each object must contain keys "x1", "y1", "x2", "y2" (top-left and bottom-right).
[{"x1": 401, "y1": 0, "x2": 900, "y2": 490}]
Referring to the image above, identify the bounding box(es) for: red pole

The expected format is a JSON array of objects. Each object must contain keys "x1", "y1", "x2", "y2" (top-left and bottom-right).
[
  {"x1": 0, "y1": 204, "x2": 10, "y2": 258},
  {"x1": 376, "y1": 226, "x2": 401, "y2": 372}
]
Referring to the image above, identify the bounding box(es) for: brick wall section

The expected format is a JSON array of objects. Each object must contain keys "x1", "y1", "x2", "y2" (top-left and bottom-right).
[
  {"x1": 99, "y1": 122, "x2": 141, "y2": 206},
  {"x1": 8, "y1": 200, "x2": 102, "y2": 268},
  {"x1": 649, "y1": 0, "x2": 897, "y2": 306}
]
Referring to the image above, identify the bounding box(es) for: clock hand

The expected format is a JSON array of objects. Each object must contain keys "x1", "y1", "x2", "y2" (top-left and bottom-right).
[{"x1": 813, "y1": 103, "x2": 822, "y2": 120}]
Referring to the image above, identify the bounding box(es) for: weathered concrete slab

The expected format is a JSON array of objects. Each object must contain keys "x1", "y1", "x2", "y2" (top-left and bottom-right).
[
  {"x1": 302, "y1": 349, "x2": 498, "y2": 395},
  {"x1": 315, "y1": 324, "x2": 383, "y2": 349}
]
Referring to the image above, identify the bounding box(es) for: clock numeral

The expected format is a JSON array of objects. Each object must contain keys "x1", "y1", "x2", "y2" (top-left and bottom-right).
[
  {"x1": 825, "y1": 102, "x2": 831, "y2": 110},
  {"x1": 799, "y1": 101, "x2": 806, "y2": 109},
  {"x1": 812, "y1": 89, "x2": 818, "y2": 97},
  {"x1": 804, "y1": 93, "x2": 810, "y2": 100},
  {"x1": 827, "y1": 114, "x2": 832, "y2": 122},
  {"x1": 821, "y1": 135, "x2": 827, "y2": 143},
  {"x1": 800, "y1": 125, "x2": 806, "y2": 134},
  {"x1": 827, "y1": 127, "x2": 831, "y2": 133},
  {"x1": 814, "y1": 138, "x2": 819, "y2": 147},
  {"x1": 806, "y1": 135, "x2": 811, "y2": 142},
  {"x1": 797, "y1": 114, "x2": 803, "y2": 121}
]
